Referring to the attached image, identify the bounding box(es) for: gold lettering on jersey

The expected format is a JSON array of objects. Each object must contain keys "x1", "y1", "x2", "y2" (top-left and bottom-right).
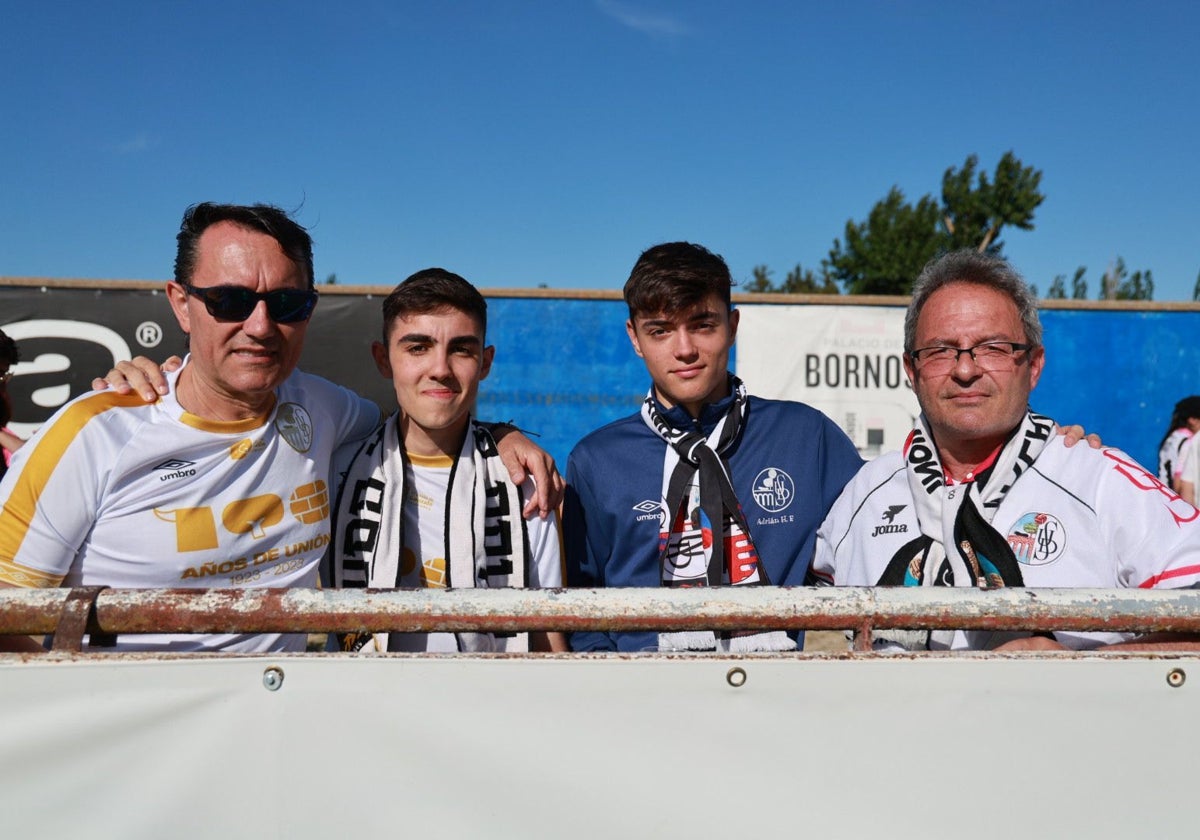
[
  {"x1": 230, "y1": 439, "x2": 254, "y2": 460},
  {"x1": 159, "y1": 487, "x2": 327, "y2": 558},
  {"x1": 155, "y1": 506, "x2": 220, "y2": 552},
  {"x1": 222, "y1": 494, "x2": 284, "y2": 538},
  {"x1": 179, "y1": 532, "x2": 331, "y2": 580},
  {"x1": 284, "y1": 533, "x2": 330, "y2": 556},
  {"x1": 181, "y1": 557, "x2": 250, "y2": 579}
]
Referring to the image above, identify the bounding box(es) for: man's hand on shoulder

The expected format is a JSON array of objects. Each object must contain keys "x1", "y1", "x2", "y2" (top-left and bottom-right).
[
  {"x1": 91, "y1": 356, "x2": 182, "y2": 402},
  {"x1": 492, "y1": 425, "x2": 565, "y2": 518},
  {"x1": 1055, "y1": 423, "x2": 1102, "y2": 449}
]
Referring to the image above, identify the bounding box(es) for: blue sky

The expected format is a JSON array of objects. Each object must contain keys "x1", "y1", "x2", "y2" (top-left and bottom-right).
[{"x1": 3, "y1": 1, "x2": 1198, "y2": 299}]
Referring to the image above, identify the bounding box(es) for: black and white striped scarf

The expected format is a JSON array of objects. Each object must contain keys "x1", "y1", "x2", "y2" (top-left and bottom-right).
[
  {"x1": 875, "y1": 409, "x2": 1053, "y2": 649},
  {"x1": 329, "y1": 414, "x2": 529, "y2": 652},
  {"x1": 641, "y1": 377, "x2": 793, "y2": 652}
]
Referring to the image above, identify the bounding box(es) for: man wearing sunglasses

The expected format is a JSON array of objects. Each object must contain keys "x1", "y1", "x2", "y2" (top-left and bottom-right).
[
  {"x1": 812, "y1": 249, "x2": 1200, "y2": 652},
  {"x1": 0, "y1": 203, "x2": 557, "y2": 653}
]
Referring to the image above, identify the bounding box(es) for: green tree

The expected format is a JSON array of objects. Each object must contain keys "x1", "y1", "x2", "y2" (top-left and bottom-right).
[
  {"x1": 745, "y1": 265, "x2": 775, "y2": 293},
  {"x1": 1070, "y1": 267, "x2": 1088, "y2": 300},
  {"x1": 1193, "y1": 270, "x2": 1200, "y2": 302},
  {"x1": 940, "y1": 152, "x2": 1044, "y2": 253},
  {"x1": 1096, "y1": 258, "x2": 1154, "y2": 301},
  {"x1": 1049, "y1": 267, "x2": 1088, "y2": 299},
  {"x1": 323, "y1": 272, "x2": 338, "y2": 285},
  {"x1": 744, "y1": 263, "x2": 839, "y2": 295},
  {"x1": 826, "y1": 187, "x2": 943, "y2": 294},
  {"x1": 781, "y1": 263, "x2": 839, "y2": 294},
  {"x1": 827, "y1": 152, "x2": 1044, "y2": 295}
]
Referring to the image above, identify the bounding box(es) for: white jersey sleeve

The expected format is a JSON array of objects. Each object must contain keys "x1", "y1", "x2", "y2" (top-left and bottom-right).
[{"x1": 521, "y1": 476, "x2": 562, "y2": 589}]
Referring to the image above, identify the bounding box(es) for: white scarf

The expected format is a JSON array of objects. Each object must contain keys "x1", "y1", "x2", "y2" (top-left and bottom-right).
[
  {"x1": 330, "y1": 414, "x2": 529, "y2": 652},
  {"x1": 876, "y1": 409, "x2": 1053, "y2": 649},
  {"x1": 641, "y1": 378, "x2": 794, "y2": 653}
]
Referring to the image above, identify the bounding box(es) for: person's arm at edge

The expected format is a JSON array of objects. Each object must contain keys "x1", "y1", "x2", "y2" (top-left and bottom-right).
[{"x1": 0, "y1": 429, "x2": 24, "y2": 454}]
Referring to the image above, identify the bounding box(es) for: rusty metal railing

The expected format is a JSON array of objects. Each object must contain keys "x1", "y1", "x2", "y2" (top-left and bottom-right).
[{"x1": 4, "y1": 586, "x2": 1200, "y2": 652}]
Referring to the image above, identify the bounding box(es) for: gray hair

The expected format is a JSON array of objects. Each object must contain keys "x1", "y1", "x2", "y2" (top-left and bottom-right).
[{"x1": 903, "y1": 249, "x2": 1042, "y2": 352}]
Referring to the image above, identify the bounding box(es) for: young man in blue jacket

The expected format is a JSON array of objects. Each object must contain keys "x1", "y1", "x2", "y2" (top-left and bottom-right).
[{"x1": 563, "y1": 242, "x2": 864, "y2": 652}]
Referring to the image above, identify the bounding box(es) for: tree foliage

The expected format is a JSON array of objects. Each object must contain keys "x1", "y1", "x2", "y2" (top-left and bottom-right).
[
  {"x1": 744, "y1": 263, "x2": 839, "y2": 295},
  {"x1": 826, "y1": 151, "x2": 1044, "y2": 295},
  {"x1": 825, "y1": 188, "x2": 942, "y2": 294},
  {"x1": 1044, "y1": 267, "x2": 1088, "y2": 300},
  {"x1": 1099, "y1": 257, "x2": 1154, "y2": 301},
  {"x1": 1044, "y1": 262, "x2": 1153, "y2": 301}
]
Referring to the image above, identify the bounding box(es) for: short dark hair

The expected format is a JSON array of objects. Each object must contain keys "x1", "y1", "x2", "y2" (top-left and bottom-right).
[
  {"x1": 905, "y1": 249, "x2": 1042, "y2": 352},
  {"x1": 174, "y1": 203, "x2": 315, "y2": 290},
  {"x1": 0, "y1": 328, "x2": 19, "y2": 366},
  {"x1": 1160, "y1": 395, "x2": 1200, "y2": 451},
  {"x1": 381, "y1": 268, "x2": 487, "y2": 341},
  {"x1": 623, "y1": 242, "x2": 734, "y2": 321}
]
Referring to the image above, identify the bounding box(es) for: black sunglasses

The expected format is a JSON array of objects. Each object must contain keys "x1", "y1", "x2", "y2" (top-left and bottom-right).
[{"x1": 180, "y1": 282, "x2": 319, "y2": 324}]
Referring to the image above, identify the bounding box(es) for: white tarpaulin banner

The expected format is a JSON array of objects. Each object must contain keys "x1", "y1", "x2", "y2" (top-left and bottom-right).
[
  {"x1": 738, "y1": 304, "x2": 919, "y2": 456},
  {"x1": 2, "y1": 653, "x2": 1197, "y2": 839}
]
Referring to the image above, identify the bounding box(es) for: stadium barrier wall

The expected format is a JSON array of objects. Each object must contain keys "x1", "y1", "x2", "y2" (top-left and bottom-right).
[{"x1": 3, "y1": 586, "x2": 1199, "y2": 839}]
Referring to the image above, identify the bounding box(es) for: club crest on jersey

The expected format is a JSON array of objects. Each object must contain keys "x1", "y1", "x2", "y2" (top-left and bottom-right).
[
  {"x1": 276, "y1": 403, "x2": 313, "y2": 453},
  {"x1": 1007, "y1": 512, "x2": 1065, "y2": 566},
  {"x1": 752, "y1": 467, "x2": 794, "y2": 513}
]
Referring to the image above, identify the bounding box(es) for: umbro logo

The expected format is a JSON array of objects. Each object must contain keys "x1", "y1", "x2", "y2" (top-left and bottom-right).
[
  {"x1": 155, "y1": 458, "x2": 197, "y2": 482},
  {"x1": 632, "y1": 499, "x2": 660, "y2": 523},
  {"x1": 155, "y1": 459, "x2": 194, "y2": 471}
]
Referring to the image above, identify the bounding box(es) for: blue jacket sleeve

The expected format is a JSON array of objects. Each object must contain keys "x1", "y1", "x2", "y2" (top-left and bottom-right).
[{"x1": 563, "y1": 450, "x2": 617, "y2": 652}]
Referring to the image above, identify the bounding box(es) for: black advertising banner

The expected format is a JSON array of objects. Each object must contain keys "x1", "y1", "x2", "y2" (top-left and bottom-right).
[
  {"x1": 0, "y1": 282, "x2": 647, "y2": 466},
  {"x1": 0, "y1": 283, "x2": 395, "y2": 433}
]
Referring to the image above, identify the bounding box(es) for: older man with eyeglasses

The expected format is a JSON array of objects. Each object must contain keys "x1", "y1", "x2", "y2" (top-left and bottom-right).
[
  {"x1": 811, "y1": 249, "x2": 1200, "y2": 652},
  {"x1": 0, "y1": 203, "x2": 556, "y2": 653}
]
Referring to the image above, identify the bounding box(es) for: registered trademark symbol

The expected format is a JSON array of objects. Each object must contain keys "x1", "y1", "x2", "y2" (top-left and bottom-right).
[{"x1": 136, "y1": 321, "x2": 163, "y2": 348}]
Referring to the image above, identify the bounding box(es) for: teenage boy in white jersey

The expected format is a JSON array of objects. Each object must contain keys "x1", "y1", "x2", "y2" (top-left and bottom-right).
[
  {"x1": 326, "y1": 269, "x2": 566, "y2": 653},
  {"x1": 812, "y1": 249, "x2": 1200, "y2": 652},
  {"x1": 0, "y1": 204, "x2": 558, "y2": 654}
]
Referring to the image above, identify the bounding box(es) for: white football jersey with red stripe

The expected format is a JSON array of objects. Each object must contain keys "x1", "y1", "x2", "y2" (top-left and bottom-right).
[
  {"x1": 0, "y1": 361, "x2": 379, "y2": 652},
  {"x1": 814, "y1": 437, "x2": 1200, "y2": 649}
]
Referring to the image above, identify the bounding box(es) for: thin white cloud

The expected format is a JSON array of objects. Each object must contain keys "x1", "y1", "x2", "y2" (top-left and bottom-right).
[
  {"x1": 596, "y1": 0, "x2": 690, "y2": 38},
  {"x1": 113, "y1": 133, "x2": 158, "y2": 154}
]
